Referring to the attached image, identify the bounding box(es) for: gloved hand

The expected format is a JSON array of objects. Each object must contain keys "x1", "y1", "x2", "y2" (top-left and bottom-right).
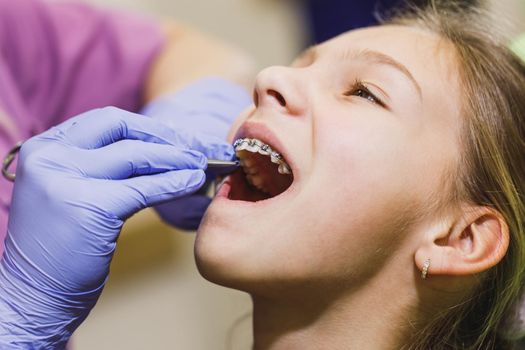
[
  {"x1": 0, "y1": 107, "x2": 235, "y2": 348},
  {"x1": 142, "y1": 78, "x2": 251, "y2": 230}
]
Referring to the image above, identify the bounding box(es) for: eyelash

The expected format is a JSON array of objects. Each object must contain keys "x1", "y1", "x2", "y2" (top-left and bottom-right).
[{"x1": 344, "y1": 80, "x2": 386, "y2": 108}]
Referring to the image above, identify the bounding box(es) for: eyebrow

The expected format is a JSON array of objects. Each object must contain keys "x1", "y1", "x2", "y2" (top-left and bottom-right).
[
  {"x1": 350, "y1": 49, "x2": 423, "y2": 99},
  {"x1": 296, "y1": 47, "x2": 422, "y2": 99}
]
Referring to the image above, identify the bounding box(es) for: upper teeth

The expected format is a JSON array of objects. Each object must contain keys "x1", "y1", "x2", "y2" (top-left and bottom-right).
[{"x1": 233, "y1": 138, "x2": 292, "y2": 175}]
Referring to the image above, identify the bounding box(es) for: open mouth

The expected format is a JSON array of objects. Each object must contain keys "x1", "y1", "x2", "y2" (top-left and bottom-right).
[{"x1": 218, "y1": 138, "x2": 294, "y2": 202}]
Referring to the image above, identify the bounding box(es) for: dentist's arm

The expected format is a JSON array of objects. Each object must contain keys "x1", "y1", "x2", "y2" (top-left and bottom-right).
[{"x1": 0, "y1": 107, "x2": 235, "y2": 348}]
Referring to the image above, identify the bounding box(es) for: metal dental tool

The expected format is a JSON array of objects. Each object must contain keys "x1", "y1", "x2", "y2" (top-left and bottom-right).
[
  {"x1": 2, "y1": 141, "x2": 22, "y2": 182},
  {"x1": 207, "y1": 159, "x2": 240, "y2": 168},
  {"x1": 206, "y1": 159, "x2": 240, "y2": 175}
]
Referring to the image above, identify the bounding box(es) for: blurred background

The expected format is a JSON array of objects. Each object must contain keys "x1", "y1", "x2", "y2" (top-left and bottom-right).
[{"x1": 72, "y1": 0, "x2": 525, "y2": 349}]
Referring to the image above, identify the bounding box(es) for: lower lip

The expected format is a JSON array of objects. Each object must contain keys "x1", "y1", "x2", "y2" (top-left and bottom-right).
[{"x1": 216, "y1": 176, "x2": 232, "y2": 199}]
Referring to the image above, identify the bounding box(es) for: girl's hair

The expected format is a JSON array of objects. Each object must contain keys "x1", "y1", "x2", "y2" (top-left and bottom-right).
[{"x1": 385, "y1": 1, "x2": 525, "y2": 349}]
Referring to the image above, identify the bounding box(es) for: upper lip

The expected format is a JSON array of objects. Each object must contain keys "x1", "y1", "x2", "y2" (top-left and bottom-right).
[{"x1": 233, "y1": 121, "x2": 297, "y2": 177}]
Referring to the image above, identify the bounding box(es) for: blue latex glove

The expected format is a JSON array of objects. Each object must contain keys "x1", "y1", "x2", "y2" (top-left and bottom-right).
[
  {"x1": 142, "y1": 78, "x2": 252, "y2": 230},
  {"x1": 0, "y1": 107, "x2": 235, "y2": 348}
]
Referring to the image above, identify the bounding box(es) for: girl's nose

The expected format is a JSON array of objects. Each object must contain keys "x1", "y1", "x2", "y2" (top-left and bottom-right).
[{"x1": 253, "y1": 66, "x2": 306, "y2": 116}]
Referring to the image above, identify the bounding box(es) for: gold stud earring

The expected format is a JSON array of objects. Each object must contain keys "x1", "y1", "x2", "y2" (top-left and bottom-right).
[{"x1": 421, "y1": 259, "x2": 431, "y2": 279}]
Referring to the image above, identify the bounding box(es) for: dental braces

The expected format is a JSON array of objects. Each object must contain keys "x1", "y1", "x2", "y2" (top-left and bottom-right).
[{"x1": 233, "y1": 138, "x2": 292, "y2": 175}]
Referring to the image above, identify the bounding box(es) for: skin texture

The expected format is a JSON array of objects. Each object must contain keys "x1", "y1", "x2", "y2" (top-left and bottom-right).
[{"x1": 195, "y1": 25, "x2": 510, "y2": 349}]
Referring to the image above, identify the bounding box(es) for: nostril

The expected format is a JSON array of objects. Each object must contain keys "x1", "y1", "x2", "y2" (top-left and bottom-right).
[
  {"x1": 268, "y1": 89, "x2": 286, "y2": 107},
  {"x1": 253, "y1": 90, "x2": 259, "y2": 107}
]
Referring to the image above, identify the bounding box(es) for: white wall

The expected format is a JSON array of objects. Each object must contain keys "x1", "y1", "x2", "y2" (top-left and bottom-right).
[{"x1": 83, "y1": 0, "x2": 307, "y2": 68}]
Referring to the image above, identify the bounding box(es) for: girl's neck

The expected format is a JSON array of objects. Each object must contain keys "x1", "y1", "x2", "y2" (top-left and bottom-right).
[{"x1": 251, "y1": 283, "x2": 419, "y2": 350}]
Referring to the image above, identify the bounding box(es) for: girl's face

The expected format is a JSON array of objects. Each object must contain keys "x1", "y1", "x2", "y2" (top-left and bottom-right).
[{"x1": 196, "y1": 25, "x2": 463, "y2": 296}]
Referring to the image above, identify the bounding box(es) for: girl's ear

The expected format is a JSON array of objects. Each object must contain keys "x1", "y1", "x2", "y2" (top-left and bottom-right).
[{"x1": 415, "y1": 206, "x2": 509, "y2": 277}]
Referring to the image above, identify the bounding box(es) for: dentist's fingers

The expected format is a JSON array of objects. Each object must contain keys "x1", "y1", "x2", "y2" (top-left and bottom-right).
[
  {"x1": 39, "y1": 107, "x2": 209, "y2": 151},
  {"x1": 57, "y1": 107, "x2": 236, "y2": 160},
  {"x1": 111, "y1": 169, "x2": 206, "y2": 219},
  {"x1": 185, "y1": 131, "x2": 236, "y2": 161},
  {"x1": 58, "y1": 107, "x2": 196, "y2": 149},
  {"x1": 75, "y1": 140, "x2": 207, "y2": 179}
]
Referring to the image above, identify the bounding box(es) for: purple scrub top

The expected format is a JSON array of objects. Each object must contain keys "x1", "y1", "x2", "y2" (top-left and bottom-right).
[{"x1": 0, "y1": 0, "x2": 165, "y2": 254}]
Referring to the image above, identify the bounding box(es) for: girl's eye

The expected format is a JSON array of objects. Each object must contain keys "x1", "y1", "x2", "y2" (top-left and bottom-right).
[
  {"x1": 353, "y1": 89, "x2": 377, "y2": 103},
  {"x1": 344, "y1": 81, "x2": 386, "y2": 107}
]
